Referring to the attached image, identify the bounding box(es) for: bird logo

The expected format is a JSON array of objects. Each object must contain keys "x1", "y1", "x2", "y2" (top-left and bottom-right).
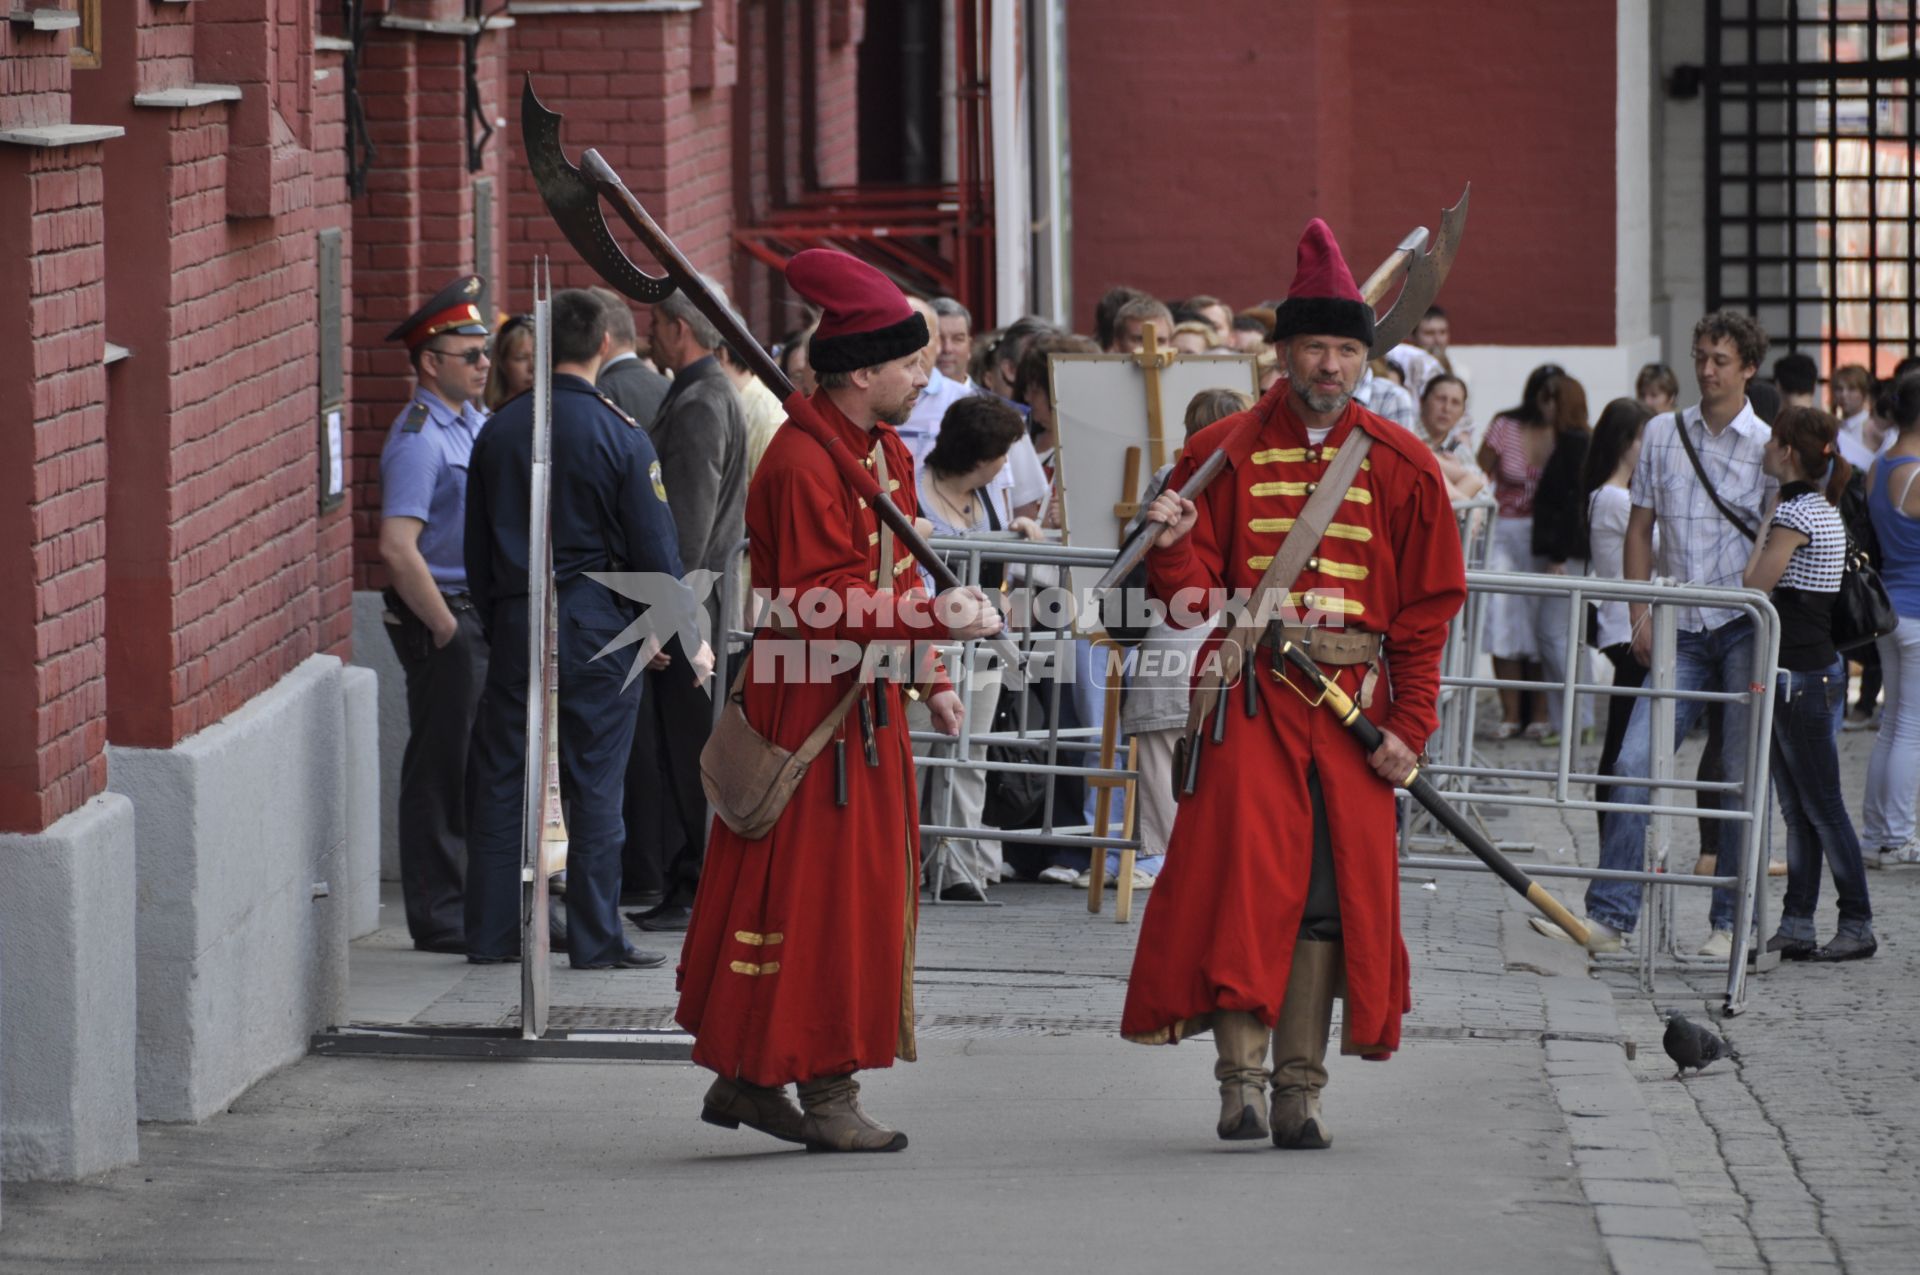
[{"x1": 585, "y1": 569, "x2": 719, "y2": 693}]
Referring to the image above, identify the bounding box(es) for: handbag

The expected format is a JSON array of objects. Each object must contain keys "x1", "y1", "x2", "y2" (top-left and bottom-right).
[
  {"x1": 981, "y1": 682, "x2": 1046, "y2": 829},
  {"x1": 700, "y1": 654, "x2": 865, "y2": 840},
  {"x1": 1832, "y1": 529, "x2": 1898, "y2": 653},
  {"x1": 699, "y1": 440, "x2": 892, "y2": 839}
]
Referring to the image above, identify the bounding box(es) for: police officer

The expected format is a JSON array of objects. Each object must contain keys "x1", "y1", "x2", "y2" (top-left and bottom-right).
[
  {"x1": 378, "y1": 274, "x2": 493, "y2": 954},
  {"x1": 463, "y1": 288, "x2": 709, "y2": 968}
]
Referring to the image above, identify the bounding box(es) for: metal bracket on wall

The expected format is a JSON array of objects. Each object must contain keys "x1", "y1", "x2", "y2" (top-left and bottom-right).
[
  {"x1": 464, "y1": 1, "x2": 506, "y2": 172},
  {"x1": 341, "y1": 0, "x2": 375, "y2": 197}
]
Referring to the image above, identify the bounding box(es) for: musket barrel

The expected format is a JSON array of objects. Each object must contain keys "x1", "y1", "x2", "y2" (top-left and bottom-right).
[{"x1": 1276, "y1": 641, "x2": 1590, "y2": 946}]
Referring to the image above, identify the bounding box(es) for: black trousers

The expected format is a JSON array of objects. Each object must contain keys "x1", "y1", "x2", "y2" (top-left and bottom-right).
[
  {"x1": 621, "y1": 641, "x2": 712, "y2": 905},
  {"x1": 1300, "y1": 767, "x2": 1341, "y2": 940},
  {"x1": 383, "y1": 590, "x2": 486, "y2": 947},
  {"x1": 465, "y1": 583, "x2": 643, "y2": 965}
]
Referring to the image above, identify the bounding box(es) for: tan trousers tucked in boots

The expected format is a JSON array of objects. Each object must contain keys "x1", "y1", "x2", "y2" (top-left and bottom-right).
[
  {"x1": 1270, "y1": 939, "x2": 1341, "y2": 1149},
  {"x1": 1212, "y1": 1010, "x2": 1272, "y2": 1140},
  {"x1": 701, "y1": 1074, "x2": 807, "y2": 1144},
  {"x1": 796, "y1": 1073, "x2": 909, "y2": 1153}
]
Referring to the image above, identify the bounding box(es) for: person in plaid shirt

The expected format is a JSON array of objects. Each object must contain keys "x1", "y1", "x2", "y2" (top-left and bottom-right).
[{"x1": 1533, "y1": 310, "x2": 1778, "y2": 958}]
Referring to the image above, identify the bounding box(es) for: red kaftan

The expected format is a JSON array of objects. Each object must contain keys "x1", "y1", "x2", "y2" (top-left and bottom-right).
[
  {"x1": 1119, "y1": 386, "x2": 1466, "y2": 1058},
  {"x1": 676, "y1": 391, "x2": 951, "y2": 1087}
]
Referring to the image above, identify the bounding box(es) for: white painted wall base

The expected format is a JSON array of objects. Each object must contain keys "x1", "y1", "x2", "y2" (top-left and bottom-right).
[
  {"x1": 350, "y1": 590, "x2": 405, "y2": 885},
  {"x1": 341, "y1": 664, "x2": 382, "y2": 939},
  {"x1": 108, "y1": 655, "x2": 357, "y2": 1124},
  {"x1": 0, "y1": 793, "x2": 140, "y2": 1184},
  {"x1": 1448, "y1": 341, "x2": 1667, "y2": 447}
]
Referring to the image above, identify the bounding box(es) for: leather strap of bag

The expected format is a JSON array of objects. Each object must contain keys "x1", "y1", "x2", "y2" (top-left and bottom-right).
[
  {"x1": 721, "y1": 439, "x2": 896, "y2": 772},
  {"x1": 1672, "y1": 411, "x2": 1758, "y2": 542},
  {"x1": 1182, "y1": 429, "x2": 1375, "y2": 738},
  {"x1": 722, "y1": 642, "x2": 864, "y2": 770},
  {"x1": 875, "y1": 442, "x2": 896, "y2": 592}
]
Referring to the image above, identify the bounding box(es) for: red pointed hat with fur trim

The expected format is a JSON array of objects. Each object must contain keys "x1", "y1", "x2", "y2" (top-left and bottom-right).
[
  {"x1": 786, "y1": 249, "x2": 929, "y2": 374},
  {"x1": 1270, "y1": 219, "x2": 1375, "y2": 346}
]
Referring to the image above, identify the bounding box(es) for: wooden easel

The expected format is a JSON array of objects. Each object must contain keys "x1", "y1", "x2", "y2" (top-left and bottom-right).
[
  {"x1": 1112, "y1": 320, "x2": 1176, "y2": 535},
  {"x1": 1082, "y1": 636, "x2": 1143, "y2": 923}
]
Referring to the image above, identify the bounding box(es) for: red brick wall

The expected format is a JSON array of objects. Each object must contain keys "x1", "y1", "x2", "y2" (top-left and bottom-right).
[
  {"x1": 313, "y1": 34, "x2": 355, "y2": 655},
  {"x1": 348, "y1": 17, "x2": 509, "y2": 589},
  {"x1": 506, "y1": 0, "x2": 862, "y2": 347},
  {"x1": 75, "y1": 2, "x2": 354, "y2": 748},
  {"x1": 1066, "y1": 0, "x2": 1619, "y2": 346},
  {"x1": 506, "y1": 9, "x2": 737, "y2": 309},
  {"x1": 0, "y1": 137, "x2": 111, "y2": 832},
  {"x1": 813, "y1": 0, "x2": 861, "y2": 188}
]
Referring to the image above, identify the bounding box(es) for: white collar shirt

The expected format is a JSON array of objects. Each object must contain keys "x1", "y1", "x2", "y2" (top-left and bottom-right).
[
  {"x1": 1628, "y1": 399, "x2": 1777, "y2": 632},
  {"x1": 896, "y1": 366, "x2": 977, "y2": 469}
]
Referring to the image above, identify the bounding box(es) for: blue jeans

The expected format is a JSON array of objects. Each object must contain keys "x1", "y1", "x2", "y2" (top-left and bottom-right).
[
  {"x1": 1771, "y1": 661, "x2": 1874, "y2": 941},
  {"x1": 1585, "y1": 617, "x2": 1755, "y2": 934}
]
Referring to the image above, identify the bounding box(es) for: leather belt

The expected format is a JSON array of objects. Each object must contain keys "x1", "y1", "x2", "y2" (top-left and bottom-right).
[{"x1": 1258, "y1": 621, "x2": 1380, "y2": 667}]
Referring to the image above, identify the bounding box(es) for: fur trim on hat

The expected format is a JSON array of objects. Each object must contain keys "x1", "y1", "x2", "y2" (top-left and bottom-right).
[
  {"x1": 1270, "y1": 296, "x2": 1375, "y2": 347},
  {"x1": 807, "y1": 311, "x2": 931, "y2": 374}
]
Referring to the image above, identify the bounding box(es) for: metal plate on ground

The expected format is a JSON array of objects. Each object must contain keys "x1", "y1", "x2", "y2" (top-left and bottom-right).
[{"x1": 310, "y1": 1023, "x2": 693, "y2": 1061}]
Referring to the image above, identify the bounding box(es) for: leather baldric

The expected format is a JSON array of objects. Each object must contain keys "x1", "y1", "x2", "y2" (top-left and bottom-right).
[
  {"x1": 873, "y1": 442, "x2": 896, "y2": 591},
  {"x1": 1181, "y1": 429, "x2": 1376, "y2": 739}
]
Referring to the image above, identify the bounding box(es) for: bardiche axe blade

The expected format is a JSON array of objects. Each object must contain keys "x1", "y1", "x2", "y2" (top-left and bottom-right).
[
  {"x1": 522, "y1": 76, "x2": 677, "y2": 306},
  {"x1": 1369, "y1": 183, "x2": 1470, "y2": 358}
]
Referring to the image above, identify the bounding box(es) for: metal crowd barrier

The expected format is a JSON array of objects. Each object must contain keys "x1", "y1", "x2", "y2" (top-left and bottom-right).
[
  {"x1": 1430, "y1": 497, "x2": 1496, "y2": 787},
  {"x1": 909, "y1": 536, "x2": 1146, "y2": 911},
  {"x1": 712, "y1": 534, "x2": 1145, "y2": 913},
  {"x1": 1405, "y1": 570, "x2": 1782, "y2": 1013},
  {"x1": 714, "y1": 527, "x2": 1787, "y2": 1012}
]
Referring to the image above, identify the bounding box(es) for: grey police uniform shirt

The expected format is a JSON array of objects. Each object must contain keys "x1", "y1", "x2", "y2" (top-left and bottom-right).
[{"x1": 380, "y1": 388, "x2": 489, "y2": 592}]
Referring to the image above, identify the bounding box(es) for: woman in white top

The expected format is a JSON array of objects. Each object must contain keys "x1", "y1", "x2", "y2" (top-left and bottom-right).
[{"x1": 1580, "y1": 398, "x2": 1654, "y2": 838}]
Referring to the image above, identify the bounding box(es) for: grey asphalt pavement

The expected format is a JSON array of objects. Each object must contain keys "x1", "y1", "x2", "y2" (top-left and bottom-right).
[{"x1": 0, "y1": 872, "x2": 1628, "y2": 1273}]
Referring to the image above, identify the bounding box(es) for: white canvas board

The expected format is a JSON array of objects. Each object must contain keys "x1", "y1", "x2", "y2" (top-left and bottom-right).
[{"x1": 1047, "y1": 352, "x2": 1258, "y2": 628}]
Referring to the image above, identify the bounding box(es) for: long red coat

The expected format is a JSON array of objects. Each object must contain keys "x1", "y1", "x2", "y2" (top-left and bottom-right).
[
  {"x1": 1119, "y1": 387, "x2": 1466, "y2": 1058},
  {"x1": 676, "y1": 391, "x2": 950, "y2": 1087}
]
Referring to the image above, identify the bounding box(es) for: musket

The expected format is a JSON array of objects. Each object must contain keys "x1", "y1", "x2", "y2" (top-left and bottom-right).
[
  {"x1": 1277, "y1": 640, "x2": 1593, "y2": 946},
  {"x1": 521, "y1": 78, "x2": 1023, "y2": 675},
  {"x1": 1089, "y1": 194, "x2": 1470, "y2": 601}
]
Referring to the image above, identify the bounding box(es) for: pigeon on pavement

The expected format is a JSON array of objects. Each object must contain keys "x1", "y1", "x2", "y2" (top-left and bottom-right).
[{"x1": 1662, "y1": 1009, "x2": 1734, "y2": 1079}]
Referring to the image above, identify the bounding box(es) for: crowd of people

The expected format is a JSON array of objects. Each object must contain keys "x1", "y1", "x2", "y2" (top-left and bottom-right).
[
  {"x1": 373, "y1": 255, "x2": 1920, "y2": 976},
  {"x1": 1475, "y1": 317, "x2": 1920, "y2": 966}
]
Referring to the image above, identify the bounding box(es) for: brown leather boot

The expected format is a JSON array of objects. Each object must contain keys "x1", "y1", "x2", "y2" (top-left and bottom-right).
[
  {"x1": 700, "y1": 1074, "x2": 807, "y2": 1144},
  {"x1": 1270, "y1": 939, "x2": 1340, "y2": 1150},
  {"x1": 796, "y1": 1074, "x2": 908, "y2": 1153},
  {"x1": 1212, "y1": 1010, "x2": 1271, "y2": 1141}
]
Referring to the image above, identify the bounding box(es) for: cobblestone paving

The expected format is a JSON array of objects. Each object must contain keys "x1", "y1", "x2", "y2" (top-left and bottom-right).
[{"x1": 1475, "y1": 725, "x2": 1920, "y2": 1274}]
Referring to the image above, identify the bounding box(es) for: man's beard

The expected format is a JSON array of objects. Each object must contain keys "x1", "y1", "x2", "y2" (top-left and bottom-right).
[
  {"x1": 1300, "y1": 383, "x2": 1353, "y2": 415},
  {"x1": 877, "y1": 389, "x2": 919, "y2": 426}
]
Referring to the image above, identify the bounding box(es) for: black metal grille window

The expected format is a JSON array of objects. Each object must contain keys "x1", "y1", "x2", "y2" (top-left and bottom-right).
[{"x1": 1706, "y1": 1, "x2": 1920, "y2": 382}]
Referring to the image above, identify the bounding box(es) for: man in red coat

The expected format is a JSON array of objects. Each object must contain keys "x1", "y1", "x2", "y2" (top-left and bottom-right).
[
  {"x1": 676, "y1": 250, "x2": 1000, "y2": 1153},
  {"x1": 1121, "y1": 220, "x2": 1467, "y2": 1148}
]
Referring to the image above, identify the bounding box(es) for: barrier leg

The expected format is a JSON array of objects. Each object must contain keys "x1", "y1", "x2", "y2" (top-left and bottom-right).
[
  {"x1": 1115, "y1": 737, "x2": 1140, "y2": 924},
  {"x1": 1086, "y1": 640, "x2": 1125, "y2": 910}
]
